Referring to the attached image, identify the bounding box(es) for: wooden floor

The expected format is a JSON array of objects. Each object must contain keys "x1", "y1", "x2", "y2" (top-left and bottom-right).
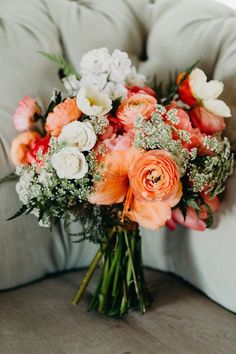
[{"x1": 0, "y1": 269, "x2": 235, "y2": 354}]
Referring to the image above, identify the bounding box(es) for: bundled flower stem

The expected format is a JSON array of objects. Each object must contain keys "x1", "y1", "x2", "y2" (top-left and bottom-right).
[{"x1": 72, "y1": 223, "x2": 152, "y2": 316}]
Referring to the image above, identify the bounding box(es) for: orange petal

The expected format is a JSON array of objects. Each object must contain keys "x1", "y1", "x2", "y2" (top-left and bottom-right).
[
  {"x1": 89, "y1": 148, "x2": 144, "y2": 205},
  {"x1": 167, "y1": 181, "x2": 183, "y2": 207},
  {"x1": 126, "y1": 197, "x2": 172, "y2": 230}
]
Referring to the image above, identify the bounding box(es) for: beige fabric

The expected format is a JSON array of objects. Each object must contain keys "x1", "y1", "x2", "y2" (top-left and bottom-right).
[
  {"x1": 0, "y1": 0, "x2": 236, "y2": 312},
  {"x1": 0, "y1": 269, "x2": 236, "y2": 354}
]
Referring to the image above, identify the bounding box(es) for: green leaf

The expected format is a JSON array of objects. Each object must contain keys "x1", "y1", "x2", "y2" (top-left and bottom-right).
[
  {"x1": 162, "y1": 59, "x2": 200, "y2": 105},
  {"x1": 38, "y1": 51, "x2": 81, "y2": 80},
  {"x1": 110, "y1": 97, "x2": 122, "y2": 115},
  {"x1": 203, "y1": 203, "x2": 214, "y2": 228},
  {"x1": 0, "y1": 173, "x2": 18, "y2": 185},
  {"x1": 7, "y1": 204, "x2": 28, "y2": 221},
  {"x1": 186, "y1": 199, "x2": 201, "y2": 211}
]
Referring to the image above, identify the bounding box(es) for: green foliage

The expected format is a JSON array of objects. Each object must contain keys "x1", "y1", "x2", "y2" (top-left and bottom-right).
[
  {"x1": 156, "y1": 59, "x2": 200, "y2": 105},
  {"x1": 38, "y1": 51, "x2": 81, "y2": 80},
  {"x1": 7, "y1": 204, "x2": 28, "y2": 221}
]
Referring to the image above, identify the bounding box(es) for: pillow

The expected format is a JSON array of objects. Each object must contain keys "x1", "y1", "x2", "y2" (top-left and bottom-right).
[
  {"x1": 137, "y1": 0, "x2": 236, "y2": 312},
  {"x1": 0, "y1": 0, "x2": 142, "y2": 289}
]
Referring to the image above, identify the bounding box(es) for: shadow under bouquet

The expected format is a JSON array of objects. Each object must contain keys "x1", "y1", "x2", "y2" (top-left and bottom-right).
[{"x1": 2, "y1": 48, "x2": 234, "y2": 317}]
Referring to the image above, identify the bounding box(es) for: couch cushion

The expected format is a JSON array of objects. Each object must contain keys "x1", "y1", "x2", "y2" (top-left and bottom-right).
[{"x1": 0, "y1": 0, "x2": 236, "y2": 313}]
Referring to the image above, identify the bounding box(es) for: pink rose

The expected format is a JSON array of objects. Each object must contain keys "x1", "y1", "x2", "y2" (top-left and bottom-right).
[
  {"x1": 166, "y1": 193, "x2": 220, "y2": 231},
  {"x1": 116, "y1": 94, "x2": 157, "y2": 131},
  {"x1": 13, "y1": 96, "x2": 41, "y2": 132},
  {"x1": 99, "y1": 115, "x2": 123, "y2": 141},
  {"x1": 103, "y1": 132, "x2": 134, "y2": 152},
  {"x1": 190, "y1": 106, "x2": 225, "y2": 134},
  {"x1": 165, "y1": 102, "x2": 192, "y2": 131},
  {"x1": 167, "y1": 206, "x2": 207, "y2": 231}
]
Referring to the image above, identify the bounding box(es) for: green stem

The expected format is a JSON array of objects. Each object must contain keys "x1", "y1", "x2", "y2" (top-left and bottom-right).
[
  {"x1": 71, "y1": 243, "x2": 107, "y2": 305},
  {"x1": 124, "y1": 230, "x2": 140, "y2": 302}
]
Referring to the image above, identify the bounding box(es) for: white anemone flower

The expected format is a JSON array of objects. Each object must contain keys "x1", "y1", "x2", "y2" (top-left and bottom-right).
[
  {"x1": 77, "y1": 85, "x2": 112, "y2": 116},
  {"x1": 189, "y1": 68, "x2": 231, "y2": 117}
]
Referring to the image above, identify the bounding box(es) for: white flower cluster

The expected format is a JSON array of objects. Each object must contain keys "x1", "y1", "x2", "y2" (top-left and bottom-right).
[
  {"x1": 63, "y1": 48, "x2": 146, "y2": 100},
  {"x1": 51, "y1": 121, "x2": 97, "y2": 180}
]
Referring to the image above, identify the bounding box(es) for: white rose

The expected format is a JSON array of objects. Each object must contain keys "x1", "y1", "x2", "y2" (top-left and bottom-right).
[
  {"x1": 77, "y1": 85, "x2": 112, "y2": 116},
  {"x1": 58, "y1": 121, "x2": 97, "y2": 151},
  {"x1": 109, "y1": 49, "x2": 131, "y2": 83},
  {"x1": 80, "y1": 47, "x2": 111, "y2": 75},
  {"x1": 51, "y1": 147, "x2": 88, "y2": 179}
]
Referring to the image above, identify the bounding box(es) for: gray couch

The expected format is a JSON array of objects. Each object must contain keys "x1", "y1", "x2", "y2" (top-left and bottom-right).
[{"x1": 1, "y1": 0, "x2": 236, "y2": 352}]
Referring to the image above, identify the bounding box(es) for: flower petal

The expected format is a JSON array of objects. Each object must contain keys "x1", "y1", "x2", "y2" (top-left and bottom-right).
[
  {"x1": 127, "y1": 197, "x2": 172, "y2": 230},
  {"x1": 203, "y1": 99, "x2": 231, "y2": 117}
]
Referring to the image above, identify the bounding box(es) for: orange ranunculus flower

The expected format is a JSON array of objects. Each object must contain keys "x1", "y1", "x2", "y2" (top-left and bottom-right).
[
  {"x1": 90, "y1": 148, "x2": 182, "y2": 230},
  {"x1": 127, "y1": 150, "x2": 182, "y2": 229},
  {"x1": 46, "y1": 98, "x2": 82, "y2": 137},
  {"x1": 129, "y1": 150, "x2": 181, "y2": 205},
  {"x1": 10, "y1": 131, "x2": 41, "y2": 166},
  {"x1": 116, "y1": 94, "x2": 157, "y2": 131}
]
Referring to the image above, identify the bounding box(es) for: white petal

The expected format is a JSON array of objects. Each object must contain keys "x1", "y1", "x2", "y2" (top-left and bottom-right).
[
  {"x1": 190, "y1": 68, "x2": 207, "y2": 99},
  {"x1": 202, "y1": 80, "x2": 224, "y2": 99},
  {"x1": 77, "y1": 85, "x2": 112, "y2": 116},
  {"x1": 203, "y1": 99, "x2": 231, "y2": 117}
]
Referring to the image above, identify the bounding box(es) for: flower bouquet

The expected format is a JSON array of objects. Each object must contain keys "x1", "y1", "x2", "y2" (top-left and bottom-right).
[{"x1": 1, "y1": 48, "x2": 234, "y2": 317}]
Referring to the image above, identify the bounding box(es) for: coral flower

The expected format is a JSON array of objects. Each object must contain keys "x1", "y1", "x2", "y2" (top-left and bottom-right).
[
  {"x1": 127, "y1": 85, "x2": 157, "y2": 98},
  {"x1": 116, "y1": 94, "x2": 157, "y2": 131},
  {"x1": 89, "y1": 149, "x2": 143, "y2": 205},
  {"x1": 13, "y1": 96, "x2": 41, "y2": 132},
  {"x1": 10, "y1": 131, "x2": 41, "y2": 165},
  {"x1": 190, "y1": 106, "x2": 225, "y2": 134},
  {"x1": 46, "y1": 98, "x2": 82, "y2": 137},
  {"x1": 27, "y1": 134, "x2": 50, "y2": 164},
  {"x1": 90, "y1": 148, "x2": 182, "y2": 230}
]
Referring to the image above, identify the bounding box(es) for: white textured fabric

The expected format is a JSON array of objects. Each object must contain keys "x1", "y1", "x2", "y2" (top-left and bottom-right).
[{"x1": 0, "y1": 0, "x2": 236, "y2": 312}]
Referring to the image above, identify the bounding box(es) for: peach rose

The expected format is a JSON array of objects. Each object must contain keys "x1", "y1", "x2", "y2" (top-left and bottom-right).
[
  {"x1": 10, "y1": 131, "x2": 41, "y2": 165},
  {"x1": 116, "y1": 94, "x2": 157, "y2": 130},
  {"x1": 13, "y1": 96, "x2": 41, "y2": 132},
  {"x1": 190, "y1": 106, "x2": 225, "y2": 134},
  {"x1": 129, "y1": 150, "x2": 181, "y2": 204},
  {"x1": 46, "y1": 98, "x2": 82, "y2": 137}
]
